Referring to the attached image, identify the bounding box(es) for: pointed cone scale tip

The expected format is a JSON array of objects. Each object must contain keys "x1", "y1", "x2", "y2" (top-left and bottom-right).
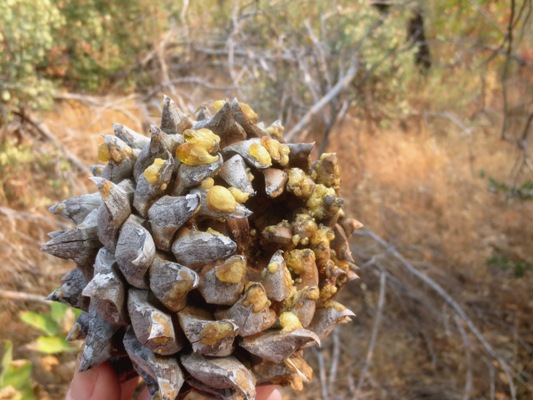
[{"x1": 45, "y1": 292, "x2": 56, "y2": 301}]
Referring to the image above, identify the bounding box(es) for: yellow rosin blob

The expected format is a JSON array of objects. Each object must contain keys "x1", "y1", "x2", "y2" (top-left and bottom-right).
[
  {"x1": 213, "y1": 100, "x2": 226, "y2": 112},
  {"x1": 200, "y1": 321, "x2": 235, "y2": 346},
  {"x1": 261, "y1": 136, "x2": 290, "y2": 167},
  {"x1": 306, "y1": 184, "x2": 338, "y2": 219},
  {"x1": 302, "y1": 286, "x2": 320, "y2": 300},
  {"x1": 285, "y1": 249, "x2": 316, "y2": 275},
  {"x1": 287, "y1": 168, "x2": 314, "y2": 198},
  {"x1": 279, "y1": 311, "x2": 303, "y2": 332},
  {"x1": 227, "y1": 187, "x2": 250, "y2": 204},
  {"x1": 143, "y1": 158, "x2": 167, "y2": 185},
  {"x1": 206, "y1": 185, "x2": 238, "y2": 213},
  {"x1": 215, "y1": 258, "x2": 246, "y2": 284},
  {"x1": 98, "y1": 180, "x2": 113, "y2": 201},
  {"x1": 200, "y1": 177, "x2": 215, "y2": 189},
  {"x1": 267, "y1": 261, "x2": 279, "y2": 274},
  {"x1": 99, "y1": 142, "x2": 131, "y2": 164},
  {"x1": 249, "y1": 142, "x2": 272, "y2": 167},
  {"x1": 238, "y1": 102, "x2": 259, "y2": 123},
  {"x1": 243, "y1": 284, "x2": 271, "y2": 313},
  {"x1": 183, "y1": 128, "x2": 220, "y2": 153},
  {"x1": 150, "y1": 313, "x2": 174, "y2": 343},
  {"x1": 98, "y1": 143, "x2": 110, "y2": 162},
  {"x1": 266, "y1": 121, "x2": 285, "y2": 141},
  {"x1": 213, "y1": 100, "x2": 258, "y2": 123},
  {"x1": 176, "y1": 143, "x2": 219, "y2": 166}
]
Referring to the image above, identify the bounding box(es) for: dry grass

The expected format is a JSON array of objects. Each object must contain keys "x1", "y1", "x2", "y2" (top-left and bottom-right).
[
  {"x1": 338, "y1": 117, "x2": 532, "y2": 267},
  {"x1": 0, "y1": 97, "x2": 532, "y2": 399}
]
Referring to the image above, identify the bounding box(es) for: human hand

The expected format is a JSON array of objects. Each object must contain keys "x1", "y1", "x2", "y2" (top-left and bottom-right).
[{"x1": 66, "y1": 360, "x2": 282, "y2": 400}]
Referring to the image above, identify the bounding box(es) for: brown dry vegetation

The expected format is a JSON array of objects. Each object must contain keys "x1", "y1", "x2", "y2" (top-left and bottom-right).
[
  {"x1": 322, "y1": 116, "x2": 533, "y2": 399},
  {"x1": 0, "y1": 91, "x2": 532, "y2": 399}
]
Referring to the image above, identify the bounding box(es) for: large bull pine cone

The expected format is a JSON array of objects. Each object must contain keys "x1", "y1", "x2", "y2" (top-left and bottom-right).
[{"x1": 42, "y1": 96, "x2": 361, "y2": 399}]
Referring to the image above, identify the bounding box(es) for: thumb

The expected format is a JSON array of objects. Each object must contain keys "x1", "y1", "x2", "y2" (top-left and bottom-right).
[
  {"x1": 256, "y1": 385, "x2": 282, "y2": 400},
  {"x1": 66, "y1": 361, "x2": 121, "y2": 400}
]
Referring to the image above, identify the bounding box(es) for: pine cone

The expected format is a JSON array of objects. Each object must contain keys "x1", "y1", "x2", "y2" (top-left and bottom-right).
[{"x1": 43, "y1": 97, "x2": 361, "y2": 399}]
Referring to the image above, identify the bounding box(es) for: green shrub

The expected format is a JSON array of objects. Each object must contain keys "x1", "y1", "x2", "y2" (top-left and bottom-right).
[
  {"x1": 487, "y1": 253, "x2": 533, "y2": 278},
  {"x1": 19, "y1": 302, "x2": 79, "y2": 355},
  {"x1": 488, "y1": 177, "x2": 533, "y2": 200},
  {"x1": 0, "y1": 0, "x2": 63, "y2": 124},
  {"x1": 0, "y1": 341, "x2": 35, "y2": 400}
]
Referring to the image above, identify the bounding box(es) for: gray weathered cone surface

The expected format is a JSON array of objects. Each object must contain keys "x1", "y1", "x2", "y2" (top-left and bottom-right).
[{"x1": 43, "y1": 96, "x2": 362, "y2": 399}]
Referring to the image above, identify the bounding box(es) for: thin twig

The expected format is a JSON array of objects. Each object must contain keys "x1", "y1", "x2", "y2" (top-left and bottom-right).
[
  {"x1": 455, "y1": 315, "x2": 473, "y2": 400},
  {"x1": 157, "y1": 30, "x2": 175, "y2": 98},
  {"x1": 328, "y1": 327, "x2": 341, "y2": 396},
  {"x1": 355, "y1": 229, "x2": 519, "y2": 399},
  {"x1": 416, "y1": 110, "x2": 474, "y2": 136},
  {"x1": 347, "y1": 373, "x2": 356, "y2": 397},
  {"x1": 0, "y1": 206, "x2": 69, "y2": 228},
  {"x1": 304, "y1": 19, "x2": 332, "y2": 93},
  {"x1": 355, "y1": 272, "x2": 386, "y2": 399},
  {"x1": 142, "y1": 78, "x2": 237, "y2": 102},
  {"x1": 53, "y1": 93, "x2": 139, "y2": 125},
  {"x1": 500, "y1": 0, "x2": 516, "y2": 141},
  {"x1": 520, "y1": 111, "x2": 533, "y2": 142},
  {"x1": 313, "y1": 347, "x2": 329, "y2": 400},
  {"x1": 510, "y1": 110, "x2": 533, "y2": 185},
  {"x1": 487, "y1": 357, "x2": 496, "y2": 400},
  {"x1": 0, "y1": 289, "x2": 49, "y2": 304},
  {"x1": 14, "y1": 112, "x2": 90, "y2": 174},
  {"x1": 227, "y1": 0, "x2": 244, "y2": 100},
  {"x1": 285, "y1": 55, "x2": 359, "y2": 141}
]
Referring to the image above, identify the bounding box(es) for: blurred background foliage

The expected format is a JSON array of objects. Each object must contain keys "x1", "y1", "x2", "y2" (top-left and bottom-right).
[
  {"x1": 1, "y1": 0, "x2": 529, "y2": 128},
  {"x1": 0, "y1": 0, "x2": 532, "y2": 399}
]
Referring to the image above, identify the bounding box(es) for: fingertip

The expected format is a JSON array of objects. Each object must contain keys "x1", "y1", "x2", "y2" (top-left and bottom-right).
[
  {"x1": 90, "y1": 362, "x2": 122, "y2": 400},
  {"x1": 66, "y1": 364, "x2": 98, "y2": 400},
  {"x1": 66, "y1": 362, "x2": 121, "y2": 400},
  {"x1": 256, "y1": 385, "x2": 282, "y2": 400},
  {"x1": 120, "y1": 376, "x2": 140, "y2": 400},
  {"x1": 138, "y1": 385, "x2": 151, "y2": 400}
]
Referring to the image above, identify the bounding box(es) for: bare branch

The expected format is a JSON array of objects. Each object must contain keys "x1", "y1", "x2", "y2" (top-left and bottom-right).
[
  {"x1": 328, "y1": 327, "x2": 341, "y2": 396},
  {"x1": 53, "y1": 93, "x2": 139, "y2": 124},
  {"x1": 454, "y1": 315, "x2": 473, "y2": 400},
  {"x1": 500, "y1": 0, "x2": 517, "y2": 141},
  {"x1": 354, "y1": 229, "x2": 519, "y2": 399},
  {"x1": 285, "y1": 56, "x2": 359, "y2": 141},
  {"x1": 142, "y1": 78, "x2": 237, "y2": 102},
  {"x1": 313, "y1": 347, "x2": 329, "y2": 400},
  {"x1": 355, "y1": 271, "x2": 386, "y2": 398},
  {"x1": 0, "y1": 289, "x2": 48, "y2": 304},
  {"x1": 14, "y1": 112, "x2": 90, "y2": 174},
  {"x1": 0, "y1": 206, "x2": 69, "y2": 228}
]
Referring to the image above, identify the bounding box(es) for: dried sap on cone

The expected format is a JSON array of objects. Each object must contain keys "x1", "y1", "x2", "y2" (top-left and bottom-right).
[{"x1": 43, "y1": 96, "x2": 362, "y2": 399}]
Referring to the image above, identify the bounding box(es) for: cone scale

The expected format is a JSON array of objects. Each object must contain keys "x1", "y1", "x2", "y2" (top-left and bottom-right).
[{"x1": 43, "y1": 96, "x2": 361, "y2": 399}]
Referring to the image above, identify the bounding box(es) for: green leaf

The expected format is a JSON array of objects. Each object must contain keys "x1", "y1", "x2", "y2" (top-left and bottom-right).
[
  {"x1": 19, "y1": 312, "x2": 59, "y2": 336},
  {"x1": 0, "y1": 343, "x2": 35, "y2": 398},
  {"x1": 0, "y1": 384, "x2": 36, "y2": 400},
  {"x1": 50, "y1": 302, "x2": 69, "y2": 324},
  {"x1": 15, "y1": 386, "x2": 36, "y2": 400},
  {"x1": 33, "y1": 336, "x2": 76, "y2": 354},
  {"x1": 0, "y1": 341, "x2": 14, "y2": 385},
  {"x1": 71, "y1": 307, "x2": 83, "y2": 318},
  {"x1": 1, "y1": 359, "x2": 32, "y2": 391}
]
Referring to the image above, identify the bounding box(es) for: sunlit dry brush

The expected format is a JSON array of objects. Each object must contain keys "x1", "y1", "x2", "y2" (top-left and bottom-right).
[{"x1": 42, "y1": 96, "x2": 361, "y2": 399}]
